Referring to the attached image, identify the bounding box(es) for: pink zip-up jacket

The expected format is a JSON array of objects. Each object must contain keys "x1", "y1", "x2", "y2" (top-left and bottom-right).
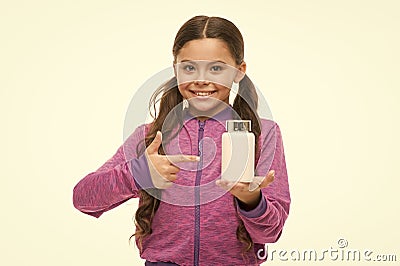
[{"x1": 73, "y1": 105, "x2": 291, "y2": 265}]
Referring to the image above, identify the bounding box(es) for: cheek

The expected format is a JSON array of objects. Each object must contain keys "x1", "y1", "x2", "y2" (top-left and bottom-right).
[
  {"x1": 178, "y1": 83, "x2": 190, "y2": 94},
  {"x1": 178, "y1": 83, "x2": 190, "y2": 98},
  {"x1": 209, "y1": 67, "x2": 238, "y2": 87},
  {"x1": 214, "y1": 83, "x2": 231, "y2": 95}
]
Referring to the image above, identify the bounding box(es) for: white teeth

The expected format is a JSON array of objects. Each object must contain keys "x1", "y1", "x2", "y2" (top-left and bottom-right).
[{"x1": 194, "y1": 91, "x2": 214, "y2": 96}]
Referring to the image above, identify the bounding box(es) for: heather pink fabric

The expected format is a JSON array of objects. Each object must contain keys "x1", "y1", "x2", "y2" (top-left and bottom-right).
[{"x1": 73, "y1": 108, "x2": 291, "y2": 266}]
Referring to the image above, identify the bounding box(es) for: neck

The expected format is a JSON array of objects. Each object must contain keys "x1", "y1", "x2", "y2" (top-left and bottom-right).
[{"x1": 188, "y1": 104, "x2": 228, "y2": 121}]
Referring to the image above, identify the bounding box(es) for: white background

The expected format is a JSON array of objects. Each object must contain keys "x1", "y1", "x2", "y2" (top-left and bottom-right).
[{"x1": 1, "y1": 0, "x2": 399, "y2": 265}]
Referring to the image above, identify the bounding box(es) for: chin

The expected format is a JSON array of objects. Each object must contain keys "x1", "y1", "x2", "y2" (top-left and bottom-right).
[{"x1": 188, "y1": 98, "x2": 226, "y2": 116}]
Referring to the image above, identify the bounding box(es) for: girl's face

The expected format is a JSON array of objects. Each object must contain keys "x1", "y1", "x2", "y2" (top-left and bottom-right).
[{"x1": 174, "y1": 38, "x2": 246, "y2": 115}]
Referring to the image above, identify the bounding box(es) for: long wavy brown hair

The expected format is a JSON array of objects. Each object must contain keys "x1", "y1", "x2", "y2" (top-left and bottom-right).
[{"x1": 130, "y1": 15, "x2": 262, "y2": 259}]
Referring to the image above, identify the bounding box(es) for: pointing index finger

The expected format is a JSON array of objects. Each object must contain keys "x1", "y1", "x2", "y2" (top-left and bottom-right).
[{"x1": 166, "y1": 154, "x2": 200, "y2": 164}]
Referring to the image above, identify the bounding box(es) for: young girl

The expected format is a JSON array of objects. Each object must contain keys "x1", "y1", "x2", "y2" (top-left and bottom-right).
[{"x1": 73, "y1": 15, "x2": 291, "y2": 265}]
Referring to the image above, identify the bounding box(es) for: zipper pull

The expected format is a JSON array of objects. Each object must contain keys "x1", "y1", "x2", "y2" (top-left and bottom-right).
[{"x1": 198, "y1": 120, "x2": 205, "y2": 130}]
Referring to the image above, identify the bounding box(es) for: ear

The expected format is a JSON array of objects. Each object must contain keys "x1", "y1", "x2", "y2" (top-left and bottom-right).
[{"x1": 234, "y1": 61, "x2": 247, "y2": 83}]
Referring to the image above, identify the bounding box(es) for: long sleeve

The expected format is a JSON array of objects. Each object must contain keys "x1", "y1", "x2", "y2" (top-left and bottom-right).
[
  {"x1": 236, "y1": 121, "x2": 291, "y2": 244},
  {"x1": 72, "y1": 124, "x2": 150, "y2": 218}
]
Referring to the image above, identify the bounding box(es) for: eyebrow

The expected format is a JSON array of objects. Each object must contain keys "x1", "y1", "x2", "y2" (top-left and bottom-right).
[{"x1": 179, "y1": 59, "x2": 228, "y2": 64}]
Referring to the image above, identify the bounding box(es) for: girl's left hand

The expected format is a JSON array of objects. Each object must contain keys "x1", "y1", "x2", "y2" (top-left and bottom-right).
[{"x1": 216, "y1": 170, "x2": 275, "y2": 210}]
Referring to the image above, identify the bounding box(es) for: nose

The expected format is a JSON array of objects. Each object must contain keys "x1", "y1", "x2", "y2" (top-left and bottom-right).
[
  {"x1": 193, "y1": 68, "x2": 210, "y2": 86},
  {"x1": 194, "y1": 79, "x2": 210, "y2": 86}
]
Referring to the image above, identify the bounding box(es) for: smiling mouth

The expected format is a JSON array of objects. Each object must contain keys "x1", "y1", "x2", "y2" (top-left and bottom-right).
[{"x1": 190, "y1": 90, "x2": 216, "y2": 96}]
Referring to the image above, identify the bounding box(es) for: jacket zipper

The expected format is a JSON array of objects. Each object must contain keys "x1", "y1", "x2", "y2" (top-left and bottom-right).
[{"x1": 194, "y1": 120, "x2": 205, "y2": 266}]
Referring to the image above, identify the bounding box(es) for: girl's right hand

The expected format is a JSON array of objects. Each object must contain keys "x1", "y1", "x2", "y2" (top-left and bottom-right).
[{"x1": 145, "y1": 131, "x2": 200, "y2": 189}]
